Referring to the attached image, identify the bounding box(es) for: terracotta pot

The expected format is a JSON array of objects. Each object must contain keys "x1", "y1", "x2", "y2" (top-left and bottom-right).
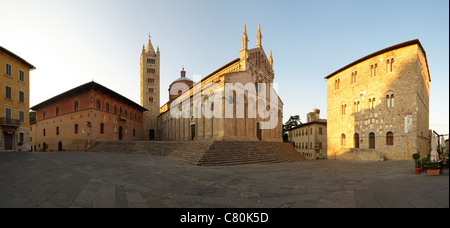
[
  {"x1": 427, "y1": 169, "x2": 440, "y2": 176},
  {"x1": 414, "y1": 168, "x2": 421, "y2": 174}
]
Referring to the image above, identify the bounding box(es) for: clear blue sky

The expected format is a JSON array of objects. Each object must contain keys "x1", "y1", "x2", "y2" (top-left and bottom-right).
[{"x1": 1, "y1": 0, "x2": 449, "y2": 135}]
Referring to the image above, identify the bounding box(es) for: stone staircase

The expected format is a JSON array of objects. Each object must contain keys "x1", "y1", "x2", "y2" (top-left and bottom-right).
[
  {"x1": 197, "y1": 141, "x2": 308, "y2": 166},
  {"x1": 167, "y1": 140, "x2": 215, "y2": 165},
  {"x1": 88, "y1": 140, "x2": 307, "y2": 166}
]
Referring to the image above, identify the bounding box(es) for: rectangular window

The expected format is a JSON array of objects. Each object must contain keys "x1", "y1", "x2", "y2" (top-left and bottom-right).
[
  {"x1": 19, "y1": 70, "x2": 25, "y2": 82},
  {"x1": 147, "y1": 58, "x2": 155, "y2": 64},
  {"x1": 19, "y1": 111, "x2": 25, "y2": 123},
  {"x1": 19, "y1": 91, "x2": 25, "y2": 103},
  {"x1": 5, "y1": 108, "x2": 12, "y2": 119},
  {"x1": 5, "y1": 86, "x2": 12, "y2": 99},
  {"x1": 319, "y1": 142, "x2": 323, "y2": 150},
  {"x1": 149, "y1": 88, "x2": 154, "y2": 94},
  {"x1": 147, "y1": 68, "x2": 156, "y2": 74},
  {"x1": 319, "y1": 127, "x2": 323, "y2": 135},
  {"x1": 148, "y1": 78, "x2": 155, "y2": 84},
  {"x1": 5, "y1": 63, "x2": 12, "y2": 76},
  {"x1": 19, "y1": 133, "x2": 24, "y2": 143}
]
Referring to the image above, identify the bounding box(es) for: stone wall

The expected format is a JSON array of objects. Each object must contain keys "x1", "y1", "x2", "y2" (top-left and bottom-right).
[{"x1": 326, "y1": 43, "x2": 430, "y2": 160}]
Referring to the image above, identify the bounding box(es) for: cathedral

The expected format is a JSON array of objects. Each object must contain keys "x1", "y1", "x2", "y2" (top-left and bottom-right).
[{"x1": 140, "y1": 25, "x2": 283, "y2": 142}]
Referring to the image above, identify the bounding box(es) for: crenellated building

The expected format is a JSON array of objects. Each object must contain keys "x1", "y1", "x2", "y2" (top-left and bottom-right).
[{"x1": 325, "y1": 39, "x2": 430, "y2": 160}]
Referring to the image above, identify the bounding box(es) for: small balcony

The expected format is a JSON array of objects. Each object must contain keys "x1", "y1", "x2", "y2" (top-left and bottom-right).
[{"x1": 0, "y1": 117, "x2": 20, "y2": 127}]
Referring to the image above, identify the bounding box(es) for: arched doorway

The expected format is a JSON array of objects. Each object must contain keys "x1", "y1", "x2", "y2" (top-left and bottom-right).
[
  {"x1": 369, "y1": 132, "x2": 375, "y2": 149},
  {"x1": 58, "y1": 142, "x2": 63, "y2": 151},
  {"x1": 149, "y1": 129, "x2": 155, "y2": 140},
  {"x1": 191, "y1": 124, "x2": 196, "y2": 140},
  {"x1": 119, "y1": 126, "x2": 123, "y2": 140},
  {"x1": 257, "y1": 123, "x2": 262, "y2": 141},
  {"x1": 354, "y1": 133, "x2": 360, "y2": 148}
]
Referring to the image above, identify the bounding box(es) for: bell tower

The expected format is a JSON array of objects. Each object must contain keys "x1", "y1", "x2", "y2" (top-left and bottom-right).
[{"x1": 140, "y1": 36, "x2": 160, "y2": 140}]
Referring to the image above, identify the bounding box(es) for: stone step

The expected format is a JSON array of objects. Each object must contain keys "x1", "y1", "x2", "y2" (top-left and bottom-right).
[{"x1": 88, "y1": 140, "x2": 307, "y2": 166}]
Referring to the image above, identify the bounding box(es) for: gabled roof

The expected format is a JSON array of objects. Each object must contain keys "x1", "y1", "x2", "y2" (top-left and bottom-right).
[
  {"x1": 324, "y1": 39, "x2": 431, "y2": 82},
  {"x1": 0, "y1": 46, "x2": 36, "y2": 70},
  {"x1": 31, "y1": 81, "x2": 147, "y2": 112}
]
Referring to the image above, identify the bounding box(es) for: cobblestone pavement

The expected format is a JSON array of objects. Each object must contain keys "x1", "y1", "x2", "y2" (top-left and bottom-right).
[{"x1": 0, "y1": 151, "x2": 448, "y2": 208}]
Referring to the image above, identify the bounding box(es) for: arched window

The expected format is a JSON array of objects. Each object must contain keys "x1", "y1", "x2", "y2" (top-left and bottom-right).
[
  {"x1": 341, "y1": 134, "x2": 346, "y2": 146},
  {"x1": 56, "y1": 106, "x2": 60, "y2": 116},
  {"x1": 149, "y1": 97, "x2": 154, "y2": 103},
  {"x1": 374, "y1": 64, "x2": 378, "y2": 76},
  {"x1": 386, "y1": 59, "x2": 390, "y2": 73},
  {"x1": 56, "y1": 127, "x2": 59, "y2": 135},
  {"x1": 369, "y1": 97, "x2": 376, "y2": 110},
  {"x1": 390, "y1": 94, "x2": 394, "y2": 107},
  {"x1": 74, "y1": 124, "x2": 78, "y2": 134},
  {"x1": 114, "y1": 105, "x2": 117, "y2": 114},
  {"x1": 105, "y1": 102, "x2": 110, "y2": 112},
  {"x1": 371, "y1": 65, "x2": 374, "y2": 77},
  {"x1": 386, "y1": 93, "x2": 395, "y2": 108},
  {"x1": 43, "y1": 129, "x2": 46, "y2": 136},
  {"x1": 386, "y1": 132, "x2": 394, "y2": 146},
  {"x1": 74, "y1": 100, "x2": 79, "y2": 111},
  {"x1": 390, "y1": 58, "x2": 394, "y2": 72},
  {"x1": 96, "y1": 98, "x2": 101, "y2": 109},
  {"x1": 354, "y1": 133, "x2": 360, "y2": 148},
  {"x1": 386, "y1": 95, "x2": 391, "y2": 108}
]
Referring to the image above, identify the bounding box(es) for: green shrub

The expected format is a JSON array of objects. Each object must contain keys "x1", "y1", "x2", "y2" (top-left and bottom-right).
[
  {"x1": 412, "y1": 153, "x2": 420, "y2": 160},
  {"x1": 428, "y1": 161, "x2": 439, "y2": 170}
]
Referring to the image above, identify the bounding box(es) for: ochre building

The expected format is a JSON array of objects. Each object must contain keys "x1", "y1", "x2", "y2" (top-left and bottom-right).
[
  {"x1": 30, "y1": 82, "x2": 147, "y2": 151},
  {"x1": 1, "y1": 46, "x2": 35, "y2": 151},
  {"x1": 325, "y1": 39, "x2": 430, "y2": 160},
  {"x1": 288, "y1": 109, "x2": 327, "y2": 159},
  {"x1": 143, "y1": 25, "x2": 284, "y2": 142}
]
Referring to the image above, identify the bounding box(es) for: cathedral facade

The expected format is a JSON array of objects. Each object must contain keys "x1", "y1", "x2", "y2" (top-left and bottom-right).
[{"x1": 141, "y1": 25, "x2": 283, "y2": 142}]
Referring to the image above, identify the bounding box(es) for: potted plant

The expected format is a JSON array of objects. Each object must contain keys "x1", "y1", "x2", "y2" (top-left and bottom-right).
[
  {"x1": 427, "y1": 161, "x2": 440, "y2": 176},
  {"x1": 439, "y1": 146, "x2": 446, "y2": 159},
  {"x1": 413, "y1": 153, "x2": 421, "y2": 174}
]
